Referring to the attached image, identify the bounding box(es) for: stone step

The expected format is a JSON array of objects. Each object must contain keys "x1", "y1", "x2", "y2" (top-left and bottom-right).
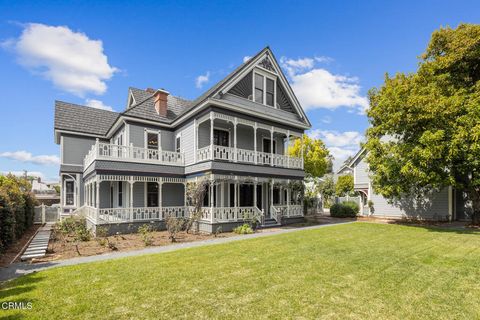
[{"x1": 21, "y1": 253, "x2": 45, "y2": 260}]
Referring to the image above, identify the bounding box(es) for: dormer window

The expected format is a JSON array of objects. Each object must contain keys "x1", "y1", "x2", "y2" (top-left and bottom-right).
[{"x1": 253, "y1": 71, "x2": 276, "y2": 107}]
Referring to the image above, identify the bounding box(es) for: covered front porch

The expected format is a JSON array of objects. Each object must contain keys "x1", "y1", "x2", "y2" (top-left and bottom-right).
[{"x1": 81, "y1": 174, "x2": 304, "y2": 230}]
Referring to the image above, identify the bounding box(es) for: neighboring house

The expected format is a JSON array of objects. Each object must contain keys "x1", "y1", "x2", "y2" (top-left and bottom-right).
[
  {"x1": 336, "y1": 163, "x2": 352, "y2": 176},
  {"x1": 31, "y1": 178, "x2": 60, "y2": 206},
  {"x1": 349, "y1": 148, "x2": 471, "y2": 221},
  {"x1": 54, "y1": 47, "x2": 311, "y2": 233}
]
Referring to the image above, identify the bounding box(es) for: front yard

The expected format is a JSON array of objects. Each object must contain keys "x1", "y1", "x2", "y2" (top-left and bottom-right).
[{"x1": 1, "y1": 222, "x2": 480, "y2": 319}]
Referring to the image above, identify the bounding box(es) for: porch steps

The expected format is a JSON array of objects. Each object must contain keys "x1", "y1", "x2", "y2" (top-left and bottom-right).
[
  {"x1": 261, "y1": 218, "x2": 281, "y2": 228},
  {"x1": 20, "y1": 223, "x2": 54, "y2": 261}
]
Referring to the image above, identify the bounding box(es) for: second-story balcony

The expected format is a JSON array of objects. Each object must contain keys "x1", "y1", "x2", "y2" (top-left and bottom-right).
[
  {"x1": 84, "y1": 142, "x2": 184, "y2": 169},
  {"x1": 196, "y1": 145, "x2": 303, "y2": 169},
  {"x1": 195, "y1": 112, "x2": 304, "y2": 170}
]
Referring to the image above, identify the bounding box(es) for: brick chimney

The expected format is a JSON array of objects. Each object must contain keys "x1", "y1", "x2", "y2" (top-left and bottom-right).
[{"x1": 153, "y1": 89, "x2": 169, "y2": 117}]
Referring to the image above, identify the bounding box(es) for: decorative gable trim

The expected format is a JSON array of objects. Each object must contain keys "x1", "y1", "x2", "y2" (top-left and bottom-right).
[{"x1": 218, "y1": 48, "x2": 311, "y2": 127}]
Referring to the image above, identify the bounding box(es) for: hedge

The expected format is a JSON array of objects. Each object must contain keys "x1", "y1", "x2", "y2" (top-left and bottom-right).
[
  {"x1": 330, "y1": 201, "x2": 359, "y2": 218},
  {"x1": 0, "y1": 175, "x2": 37, "y2": 253}
]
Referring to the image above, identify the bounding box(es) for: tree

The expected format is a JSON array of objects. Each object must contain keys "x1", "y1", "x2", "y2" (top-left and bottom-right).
[
  {"x1": 318, "y1": 176, "x2": 335, "y2": 204},
  {"x1": 185, "y1": 179, "x2": 209, "y2": 234},
  {"x1": 335, "y1": 175, "x2": 354, "y2": 196},
  {"x1": 288, "y1": 134, "x2": 330, "y2": 179},
  {"x1": 365, "y1": 23, "x2": 480, "y2": 223}
]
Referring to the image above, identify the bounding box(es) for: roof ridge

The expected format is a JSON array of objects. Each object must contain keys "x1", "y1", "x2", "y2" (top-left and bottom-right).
[{"x1": 55, "y1": 100, "x2": 119, "y2": 114}]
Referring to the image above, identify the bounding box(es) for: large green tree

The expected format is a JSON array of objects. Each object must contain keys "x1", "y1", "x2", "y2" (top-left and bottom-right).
[
  {"x1": 288, "y1": 134, "x2": 330, "y2": 179},
  {"x1": 335, "y1": 175, "x2": 354, "y2": 197},
  {"x1": 366, "y1": 24, "x2": 480, "y2": 223}
]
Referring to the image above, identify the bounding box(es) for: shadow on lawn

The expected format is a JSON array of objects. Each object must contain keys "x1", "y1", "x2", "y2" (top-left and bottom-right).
[{"x1": 387, "y1": 220, "x2": 480, "y2": 235}]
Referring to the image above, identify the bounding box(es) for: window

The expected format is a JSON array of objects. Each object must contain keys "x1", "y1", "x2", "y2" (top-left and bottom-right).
[
  {"x1": 263, "y1": 139, "x2": 277, "y2": 153},
  {"x1": 65, "y1": 180, "x2": 75, "y2": 206},
  {"x1": 213, "y1": 129, "x2": 229, "y2": 147},
  {"x1": 147, "y1": 132, "x2": 158, "y2": 150},
  {"x1": 118, "y1": 182, "x2": 123, "y2": 207},
  {"x1": 176, "y1": 135, "x2": 181, "y2": 153},
  {"x1": 266, "y1": 78, "x2": 274, "y2": 107},
  {"x1": 110, "y1": 185, "x2": 114, "y2": 208},
  {"x1": 273, "y1": 187, "x2": 280, "y2": 205},
  {"x1": 254, "y1": 73, "x2": 264, "y2": 103},
  {"x1": 254, "y1": 72, "x2": 276, "y2": 107},
  {"x1": 147, "y1": 182, "x2": 159, "y2": 207}
]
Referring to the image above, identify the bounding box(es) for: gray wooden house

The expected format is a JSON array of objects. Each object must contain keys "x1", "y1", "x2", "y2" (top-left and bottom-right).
[{"x1": 54, "y1": 47, "x2": 310, "y2": 233}]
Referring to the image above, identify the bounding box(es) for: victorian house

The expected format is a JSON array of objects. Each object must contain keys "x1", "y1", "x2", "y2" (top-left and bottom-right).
[{"x1": 54, "y1": 47, "x2": 311, "y2": 233}]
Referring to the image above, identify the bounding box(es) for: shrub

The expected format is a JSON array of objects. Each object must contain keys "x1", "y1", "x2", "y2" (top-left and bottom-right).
[
  {"x1": 96, "y1": 226, "x2": 117, "y2": 250},
  {"x1": 233, "y1": 224, "x2": 254, "y2": 234},
  {"x1": 0, "y1": 175, "x2": 36, "y2": 253},
  {"x1": 165, "y1": 217, "x2": 184, "y2": 243},
  {"x1": 330, "y1": 201, "x2": 359, "y2": 218},
  {"x1": 138, "y1": 224, "x2": 155, "y2": 246}
]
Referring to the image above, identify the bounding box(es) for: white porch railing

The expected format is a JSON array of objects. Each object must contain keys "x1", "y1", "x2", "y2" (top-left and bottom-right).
[
  {"x1": 83, "y1": 204, "x2": 296, "y2": 225},
  {"x1": 195, "y1": 145, "x2": 303, "y2": 169},
  {"x1": 212, "y1": 145, "x2": 234, "y2": 161},
  {"x1": 84, "y1": 143, "x2": 184, "y2": 169}
]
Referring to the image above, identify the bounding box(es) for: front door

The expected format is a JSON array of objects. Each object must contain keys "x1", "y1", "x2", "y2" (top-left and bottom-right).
[{"x1": 256, "y1": 184, "x2": 263, "y2": 211}]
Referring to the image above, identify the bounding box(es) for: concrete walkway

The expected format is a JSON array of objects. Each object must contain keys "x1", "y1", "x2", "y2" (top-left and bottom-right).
[
  {"x1": 0, "y1": 221, "x2": 352, "y2": 282},
  {"x1": 20, "y1": 223, "x2": 54, "y2": 261}
]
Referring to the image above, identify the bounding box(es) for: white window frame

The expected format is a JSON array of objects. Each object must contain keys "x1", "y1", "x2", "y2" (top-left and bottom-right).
[
  {"x1": 213, "y1": 127, "x2": 231, "y2": 147},
  {"x1": 176, "y1": 133, "x2": 182, "y2": 153},
  {"x1": 63, "y1": 178, "x2": 76, "y2": 207},
  {"x1": 252, "y1": 69, "x2": 277, "y2": 108},
  {"x1": 145, "y1": 129, "x2": 161, "y2": 151}
]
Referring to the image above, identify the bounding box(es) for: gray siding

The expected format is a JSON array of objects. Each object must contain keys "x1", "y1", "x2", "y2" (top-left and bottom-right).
[
  {"x1": 175, "y1": 120, "x2": 195, "y2": 165},
  {"x1": 133, "y1": 182, "x2": 145, "y2": 207},
  {"x1": 162, "y1": 183, "x2": 185, "y2": 206},
  {"x1": 369, "y1": 188, "x2": 450, "y2": 220},
  {"x1": 237, "y1": 125, "x2": 254, "y2": 149},
  {"x1": 129, "y1": 123, "x2": 145, "y2": 148},
  {"x1": 354, "y1": 157, "x2": 369, "y2": 185},
  {"x1": 198, "y1": 121, "x2": 211, "y2": 148},
  {"x1": 99, "y1": 182, "x2": 110, "y2": 208},
  {"x1": 161, "y1": 130, "x2": 174, "y2": 151},
  {"x1": 62, "y1": 135, "x2": 96, "y2": 165}
]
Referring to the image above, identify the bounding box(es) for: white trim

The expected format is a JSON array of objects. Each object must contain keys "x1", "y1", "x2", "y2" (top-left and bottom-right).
[
  {"x1": 63, "y1": 177, "x2": 76, "y2": 208},
  {"x1": 60, "y1": 135, "x2": 64, "y2": 164},
  {"x1": 175, "y1": 132, "x2": 182, "y2": 153},
  {"x1": 252, "y1": 69, "x2": 277, "y2": 108},
  {"x1": 145, "y1": 129, "x2": 160, "y2": 151}
]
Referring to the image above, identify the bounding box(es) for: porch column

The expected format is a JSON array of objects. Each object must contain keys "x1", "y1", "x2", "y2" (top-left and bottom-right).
[
  {"x1": 233, "y1": 118, "x2": 237, "y2": 162},
  {"x1": 270, "y1": 127, "x2": 274, "y2": 166},
  {"x1": 286, "y1": 130, "x2": 290, "y2": 168},
  {"x1": 129, "y1": 181, "x2": 134, "y2": 222},
  {"x1": 253, "y1": 181, "x2": 257, "y2": 208},
  {"x1": 158, "y1": 181, "x2": 163, "y2": 219},
  {"x1": 287, "y1": 179, "x2": 290, "y2": 215},
  {"x1": 210, "y1": 113, "x2": 214, "y2": 160},
  {"x1": 95, "y1": 181, "x2": 100, "y2": 208},
  {"x1": 194, "y1": 119, "x2": 197, "y2": 163},
  {"x1": 234, "y1": 180, "x2": 238, "y2": 220},
  {"x1": 254, "y1": 123, "x2": 257, "y2": 164},
  {"x1": 301, "y1": 134, "x2": 304, "y2": 168},
  {"x1": 210, "y1": 180, "x2": 214, "y2": 223},
  {"x1": 270, "y1": 179, "x2": 274, "y2": 210}
]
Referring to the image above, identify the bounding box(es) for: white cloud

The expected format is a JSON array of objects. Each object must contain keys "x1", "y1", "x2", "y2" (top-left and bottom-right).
[
  {"x1": 195, "y1": 71, "x2": 210, "y2": 89},
  {"x1": 243, "y1": 56, "x2": 252, "y2": 63},
  {"x1": 280, "y1": 56, "x2": 368, "y2": 114},
  {"x1": 321, "y1": 116, "x2": 332, "y2": 124},
  {"x1": 85, "y1": 99, "x2": 113, "y2": 111},
  {"x1": 2, "y1": 23, "x2": 117, "y2": 96},
  {"x1": 0, "y1": 151, "x2": 60, "y2": 165},
  {"x1": 308, "y1": 129, "x2": 364, "y2": 170}
]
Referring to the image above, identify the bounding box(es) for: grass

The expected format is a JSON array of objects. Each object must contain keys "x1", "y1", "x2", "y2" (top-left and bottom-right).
[{"x1": 1, "y1": 222, "x2": 480, "y2": 319}]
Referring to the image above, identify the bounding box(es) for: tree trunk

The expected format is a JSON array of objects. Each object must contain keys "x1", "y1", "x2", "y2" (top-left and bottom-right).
[{"x1": 470, "y1": 189, "x2": 480, "y2": 225}]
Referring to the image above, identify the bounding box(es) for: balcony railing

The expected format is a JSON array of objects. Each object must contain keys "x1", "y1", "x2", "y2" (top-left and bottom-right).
[
  {"x1": 196, "y1": 145, "x2": 303, "y2": 169},
  {"x1": 84, "y1": 143, "x2": 184, "y2": 169}
]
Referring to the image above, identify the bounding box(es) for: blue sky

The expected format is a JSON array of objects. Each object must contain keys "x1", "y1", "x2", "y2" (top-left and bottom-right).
[{"x1": 0, "y1": 0, "x2": 479, "y2": 181}]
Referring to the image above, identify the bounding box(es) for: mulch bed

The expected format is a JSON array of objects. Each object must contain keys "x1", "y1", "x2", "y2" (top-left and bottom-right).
[
  {"x1": 0, "y1": 224, "x2": 42, "y2": 267},
  {"x1": 33, "y1": 230, "x2": 240, "y2": 263}
]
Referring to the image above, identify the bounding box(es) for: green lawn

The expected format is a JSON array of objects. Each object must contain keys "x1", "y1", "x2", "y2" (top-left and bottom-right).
[{"x1": 1, "y1": 223, "x2": 480, "y2": 319}]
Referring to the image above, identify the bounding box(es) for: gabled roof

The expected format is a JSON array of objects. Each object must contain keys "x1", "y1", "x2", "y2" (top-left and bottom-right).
[
  {"x1": 123, "y1": 88, "x2": 193, "y2": 122},
  {"x1": 54, "y1": 101, "x2": 119, "y2": 136},
  {"x1": 348, "y1": 148, "x2": 367, "y2": 168},
  {"x1": 55, "y1": 46, "x2": 311, "y2": 140}
]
